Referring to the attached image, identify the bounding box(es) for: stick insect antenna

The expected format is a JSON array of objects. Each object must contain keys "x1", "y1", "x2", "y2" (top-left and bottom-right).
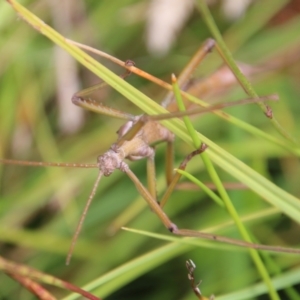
[
  {"x1": 0, "y1": 159, "x2": 98, "y2": 169},
  {"x1": 149, "y1": 94, "x2": 278, "y2": 121},
  {"x1": 66, "y1": 171, "x2": 103, "y2": 265}
]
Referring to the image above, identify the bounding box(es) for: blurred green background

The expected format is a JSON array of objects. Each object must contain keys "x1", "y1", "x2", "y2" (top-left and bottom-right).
[{"x1": 0, "y1": 0, "x2": 300, "y2": 299}]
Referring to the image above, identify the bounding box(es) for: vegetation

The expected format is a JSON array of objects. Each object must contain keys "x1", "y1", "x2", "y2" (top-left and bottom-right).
[{"x1": 0, "y1": 0, "x2": 300, "y2": 299}]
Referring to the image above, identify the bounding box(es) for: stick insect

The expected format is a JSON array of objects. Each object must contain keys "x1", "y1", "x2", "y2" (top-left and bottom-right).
[{"x1": 1, "y1": 39, "x2": 299, "y2": 266}]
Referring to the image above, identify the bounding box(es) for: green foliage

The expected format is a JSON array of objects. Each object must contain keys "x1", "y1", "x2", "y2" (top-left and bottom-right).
[{"x1": 0, "y1": 0, "x2": 300, "y2": 299}]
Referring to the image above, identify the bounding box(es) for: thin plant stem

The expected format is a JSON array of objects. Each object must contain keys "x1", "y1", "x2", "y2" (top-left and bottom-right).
[{"x1": 172, "y1": 73, "x2": 280, "y2": 300}]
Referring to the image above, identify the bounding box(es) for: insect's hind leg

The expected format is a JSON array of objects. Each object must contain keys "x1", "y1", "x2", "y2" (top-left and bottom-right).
[
  {"x1": 125, "y1": 162, "x2": 300, "y2": 254},
  {"x1": 124, "y1": 163, "x2": 300, "y2": 254}
]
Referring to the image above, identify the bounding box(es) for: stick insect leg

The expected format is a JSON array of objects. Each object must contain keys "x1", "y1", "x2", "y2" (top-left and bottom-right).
[
  {"x1": 159, "y1": 143, "x2": 208, "y2": 208},
  {"x1": 71, "y1": 60, "x2": 136, "y2": 120},
  {"x1": 147, "y1": 152, "x2": 157, "y2": 200},
  {"x1": 125, "y1": 166, "x2": 300, "y2": 254},
  {"x1": 162, "y1": 38, "x2": 215, "y2": 111},
  {"x1": 116, "y1": 115, "x2": 158, "y2": 200},
  {"x1": 66, "y1": 171, "x2": 103, "y2": 265},
  {"x1": 165, "y1": 141, "x2": 174, "y2": 186}
]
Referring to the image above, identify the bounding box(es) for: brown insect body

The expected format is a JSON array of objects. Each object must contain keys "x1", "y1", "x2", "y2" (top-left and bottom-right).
[{"x1": 97, "y1": 117, "x2": 174, "y2": 177}]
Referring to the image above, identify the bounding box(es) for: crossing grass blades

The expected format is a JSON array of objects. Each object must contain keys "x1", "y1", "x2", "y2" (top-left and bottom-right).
[
  {"x1": 3, "y1": 1, "x2": 300, "y2": 299},
  {"x1": 0, "y1": 38, "x2": 298, "y2": 266}
]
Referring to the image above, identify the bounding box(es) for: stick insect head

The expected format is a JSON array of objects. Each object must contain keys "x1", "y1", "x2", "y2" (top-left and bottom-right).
[{"x1": 97, "y1": 150, "x2": 127, "y2": 176}]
